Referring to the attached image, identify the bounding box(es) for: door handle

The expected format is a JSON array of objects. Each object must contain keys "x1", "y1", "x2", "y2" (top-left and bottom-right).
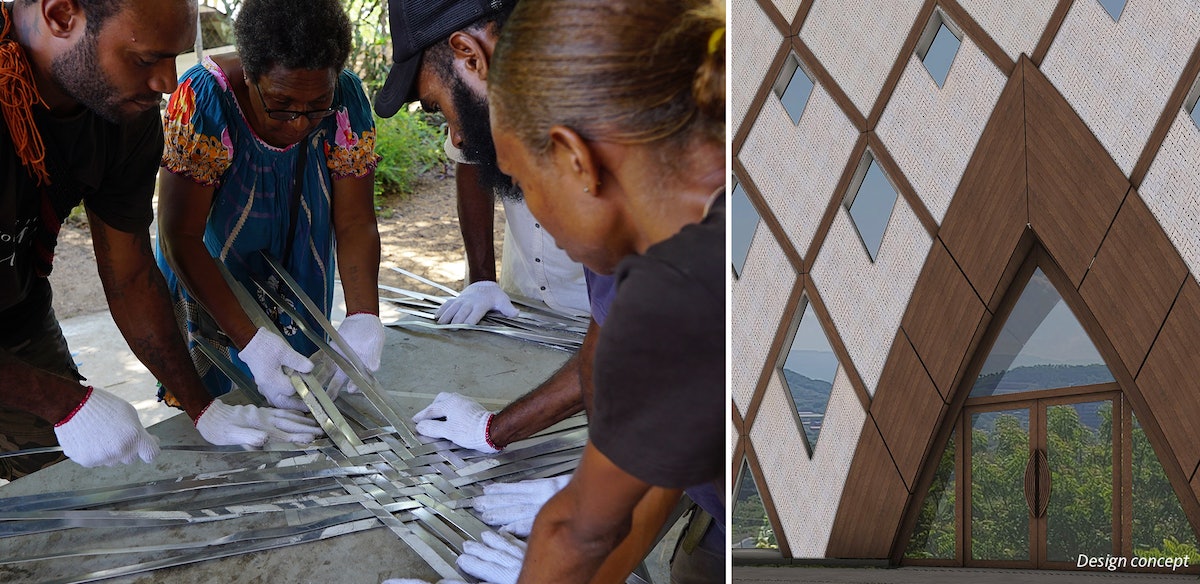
[{"x1": 1023, "y1": 448, "x2": 1050, "y2": 518}]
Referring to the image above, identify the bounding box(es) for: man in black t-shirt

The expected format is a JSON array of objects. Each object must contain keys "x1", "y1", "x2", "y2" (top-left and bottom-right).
[{"x1": 0, "y1": 0, "x2": 321, "y2": 479}]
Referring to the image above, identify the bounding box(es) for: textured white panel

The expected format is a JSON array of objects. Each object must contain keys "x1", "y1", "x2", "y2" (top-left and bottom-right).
[
  {"x1": 732, "y1": 222, "x2": 799, "y2": 417},
  {"x1": 1041, "y1": 0, "x2": 1200, "y2": 176},
  {"x1": 749, "y1": 366, "x2": 866, "y2": 557},
  {"x1": 957, "y1": 0, "x2": 1056, "y2": 61},
  {"x1": 771, "y1": 0, "x2": 803, "y2": 24},
  {"x1": 799, "y1": 0, "x2": 925, "y2": 118},
  {"x1": 810, "y1": 196, "x2": 932, "y2": 396},
  {"x1": 1140, "y1": 109, "x2": 1200, "y2": 276},
  {"x1": 739, "y1": 85, "x2": 859, "y2": 260},
  {"x1": 876, "y1": 37, "x2": 1006, "y2": 223},
  {"x1": 733, "y1": 0, "x2": 785, "y2": 137}
]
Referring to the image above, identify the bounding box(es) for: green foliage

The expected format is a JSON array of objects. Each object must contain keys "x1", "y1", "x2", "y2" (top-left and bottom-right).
[
  {"x1": 732, "y1": 464, "x2": 778, "y2": 550},
  {"x1": 372, "y1": 109, "x2": 448, "y2": 200},
  {"x1": 905, "y1": 433, "x2": 956, "y2": 559}
]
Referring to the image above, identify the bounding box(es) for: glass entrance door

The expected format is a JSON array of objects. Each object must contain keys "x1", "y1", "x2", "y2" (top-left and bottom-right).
[{"x1": 966, "y1": 395, "x2": 1117, "y2": 568}]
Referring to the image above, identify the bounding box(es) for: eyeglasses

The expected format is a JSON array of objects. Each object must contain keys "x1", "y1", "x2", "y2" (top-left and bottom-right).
[{"x1": 253, "y1": 82, "x2": 335, "y2": 121}]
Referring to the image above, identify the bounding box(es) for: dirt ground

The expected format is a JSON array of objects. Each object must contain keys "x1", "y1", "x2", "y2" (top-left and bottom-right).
[{"x1": 47, "y1": 170, "x2": 505, "y2": 320}]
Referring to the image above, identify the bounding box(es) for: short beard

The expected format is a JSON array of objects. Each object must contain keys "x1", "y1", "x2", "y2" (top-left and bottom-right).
[
  {"x1": 449, "y1": 75, "x2": 522, "y2": 201},
  {"x1": 50, "y1": 34, "x2": 126, "y2": 123}
]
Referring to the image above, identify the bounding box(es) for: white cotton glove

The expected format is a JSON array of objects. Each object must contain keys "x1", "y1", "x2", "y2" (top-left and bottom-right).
[
  {"x1": 238, "y1": 326, "x2": 313, "y2": 411},
  {"x1": 435, "y1": 281, "x2": 519, "y2": 325},
  {"x1": 195, "y1": 398, "x2": 323, "y2": 446},
  {"x1": 53, "y1": 386, "x2": 160, "y2": 468},
  {"x1": 411, "y1": 392, "x2": 499, "y2": 453},
  {"x1": 473, "y1": 474, "x2": 572, "y2": 537},
  {"x1": 328, "y1": 313, "x2": 384, "y2": 397},
  {"x1": 457, "y1": 530, "x2": 526, "y2": 584}
]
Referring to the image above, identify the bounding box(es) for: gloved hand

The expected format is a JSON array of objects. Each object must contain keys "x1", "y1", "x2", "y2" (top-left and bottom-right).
[
  {"x1": 457, "y1": 530, "x2": 525, "y2": 584},
  {"x1": 238, "y1": 326, "x2": 313, "y2": 410},
  {"x1": 195, "y1": 398, "x2": 323, "y2": 446},
  {"x1": 53, "y1": 386, "x2": 160, "y2": 467},
  {"x1": 435, "y1": 281, "x2": 518, "y2": 325},
  {"x1": 473, "y1": 474, "x2": 572, "y2": 537},
  {"x1": 328, "y1": 313, "x2": 384, "y2": 397},
  {"x1": 411, "y1": 392, "x2": 499, "y2": 453}
]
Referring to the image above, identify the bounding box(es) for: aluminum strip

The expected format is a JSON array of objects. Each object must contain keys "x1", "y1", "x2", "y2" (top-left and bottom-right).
[
  {"x1": 412, "y1": 493, "x2": 490, "y2": 542},
  {"x1": 341, "y1": 479, "x2": 461, "y2": 580},
  {"x1": 388, "y1": 266, "x2": 461, "y2": 296},
  {"x1": 378, "y1": 284, "x2": 448, "y2": 305},
  {"x1": 192, "y1": 338, "x2": 268, "y2": 408},
  {"x1": 410, "y1": 507, "x2": 468, "y2": 554},
  {"x1": 288, "y1": 371, "x2": 362, "y2": 455},
  {"x1": 450, "y1": 452, "x2": 581, "y2": 488}
]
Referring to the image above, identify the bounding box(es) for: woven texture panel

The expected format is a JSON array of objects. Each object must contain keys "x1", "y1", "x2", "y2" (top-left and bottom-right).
[
  {"x1": 810, "y1": 197, "x2": 932, "y2": 397},
  {"x1": 749, "y1": 366, "x2": 866, "y2": 557},
  {"x1": 876, "y1": 38, "x2": 1006, "y2": 223},
  {"x1": 739, "y1": 86, "x2": 860, "y2": 261},
  {"x1": 957, "y1": 0, "x2": 1056, "y2": 61},
  {"x1": 1140, "y1": 109, "x2": 1200, "y2": 277},
  {"x1": 733, "y1": 0, "x2": 786, "y2": 138},
  {"x1": 799, "y1": 0, "x2": 925, "y2": 118},
  {"x1": 771, "y1": 0, "x2": 803, "y2": 24},
  {"x1": 1040, "y1": 0, "x2": 1200, "y2": 176},
  {"x1": 733, "y1": 224, "x2": 799, "y2": 417}
]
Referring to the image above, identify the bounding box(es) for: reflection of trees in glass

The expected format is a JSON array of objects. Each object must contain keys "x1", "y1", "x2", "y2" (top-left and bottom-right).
[
  {"x1": 971, "y1": 411, "x2": 1029, "y2": 561},
  {"x1": 906, "y1": 432, "x2": 956, "y2": 559},
  {"x1": 974, "y1": 364, "x2": 1113, "y2": 397},
  {"x1": 732, "y1": 462, "x2": 778, "y2": 550},
  {"x1": 1132, "y1": 414, "x2": 1200, "y2": 560},
  {"x1": 1046, "y1": 403, "x2": 1112, "y2": 561}
]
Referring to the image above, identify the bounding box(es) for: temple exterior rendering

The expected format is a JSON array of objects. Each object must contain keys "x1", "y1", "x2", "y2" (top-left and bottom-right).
[{"x1": 731, "y1": 0, "x2": 1200, "y2": 574}]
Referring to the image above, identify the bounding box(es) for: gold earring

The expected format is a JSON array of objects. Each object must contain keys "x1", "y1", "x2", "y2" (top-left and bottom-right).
[{"x1": 583, "y1": 186, "x2": 590, "y2": 193}]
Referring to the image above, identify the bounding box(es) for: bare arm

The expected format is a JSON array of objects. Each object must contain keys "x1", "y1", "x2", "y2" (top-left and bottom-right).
[
  {"x1": 589, "y1": 486, "x2": 682, "y2": 584},
  {"x1": 331, "y1": 173, "x2": 380, "y2": 315},
  {"x1": 156, "y1": 171, "x2": 258, "y2": 349},
  {"x1": 88, "y1": 206, "x2": 213, "y2": 420},
  {"x1": 0, "y1": 349, "x2": 89, "y2": 423},
  {"x1": 488, "y1": 318, "x2": 598, "y2": 447},
  {"x1": 455, "y1": 162, "x2": 497, "y2": 284},
  {"x1": 518, "y1": 442, "x2": 652, "y2": 583}
]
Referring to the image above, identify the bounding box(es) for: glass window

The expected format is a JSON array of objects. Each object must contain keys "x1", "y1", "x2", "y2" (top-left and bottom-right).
[
  {"x1": 732, "y1": 459, "x2": 779, "y2": 550},
  {"x1": 1098, "y1": 0, "x2": 1126, "y2": 21},
  {"x1": 779, "y1": 299, "x2": 839, "y2": 455},
  {"x1": 773, "y1": 54, "x2": 814, "y2": 125},
  {"x1": 1132, "y1": 413, "x2": 1200, "y2": 559},
  {"x1": 921, "y1": 24, "x2": 961, "y2": 88},
  {"x1": 845, "y1": 154, "x2": 898, "y2": 262},
  {"x1": 1191, "y1": 95, "x2": 1200, "y2": 131},
  {"x1": 731, "y1": 180, "x2": 761, "y2": 278},
  {"x1": 905, "y1": 430, "x2": 956, "y2": 560},
  {"x1": 971, "y1": 268, "x2": 1114, "y2": 398}
]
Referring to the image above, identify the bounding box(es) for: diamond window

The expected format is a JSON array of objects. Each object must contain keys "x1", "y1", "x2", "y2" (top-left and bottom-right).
[
  {"x1": 915, "y1": 13, "x2": 962, "y2": 88},
  {"x1": 732, "y1": 459, "x2": 778, "y2": 550},
  {"x1": 731, "y1": 179, "x2": 761, "y2": 278},
  {"x1": 772, "y1": 53, "x2": 814, "y2": 125},
  {"x1": 778, "y1": 297, "x2": 839, "y2": 455},
  {"x1": 844, "y1": 152, "x2": 899, "y2": 262},
  {"x1": 1098, "y1": 0, "x2": 1126, "y2": 21},
  {"x1": 1186, "y1": 74, "x2": 1200, "y2": 131}
]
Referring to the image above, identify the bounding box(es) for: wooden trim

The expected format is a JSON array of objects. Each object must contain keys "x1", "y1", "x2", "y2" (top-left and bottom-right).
[
  {"x1": 803, "y1": 134, "x2": 869, "y2": 274},
  {"x1": 792, "y1": 37, "x2": 869, "y2": 132},
  {"x1": 789, "y1": 0, "x2": 816, "y2": 36},
  {"x1": 752, "y1": 0, "x2": 791, "y2": 37},
  {"x1": 732, "y1": 434, "x2": 746, "y2": 491},
  {"x1": 1030, "y1": 0, "x2": 1074, "y2": 66},
  {"x1": 804, "y1": 277, "x2": 873, "y2": 411},
  {"x1": 732, "y1": 158, "x2": 804, "y2": 272},
  {"x1": 742, "y1": 440, "x2": 794, "y2": 557},
  {"x1": 1130, "y1": 37, "x2": 1200, "y2": 186},
  {"x1": 741, "y1": 273, "x2": 806, "y2": 431},
  {"x1": 733, "y1": 39, "x2": 791, "y2": 156},
  {"x1": 732, "y1": 397, "x2": 745, "y2": 435},
  {"x1": 867, "y1": 133, "x2": 941, "y2": 239},
  {"x1": 939, "y1": 0, "x2": 1016, "y2": 77},
  {"x1": 866, "y1": 0, "x2": 939, "y2": 130},
  {"x1": 964, "y1": 382, "x2": 1121, "y2": 408}
]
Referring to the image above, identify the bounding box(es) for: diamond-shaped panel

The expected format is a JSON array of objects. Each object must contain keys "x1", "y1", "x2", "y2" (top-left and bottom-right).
[
  {"x1": 919, "y1": 23, "x2": 962, "y2": 88},
  {"x1": 732, "y1": 458, "x2": 779, "y2": 550},
  {"x1": 845, "y1": 153, "x2": 899, "y2": 262},
  {"x1": 775, "y1": 55, "x2": 815, "y2": 125},
  {"x1": 732, "y1": 180, "x2": 762, "y2": 278},
  {"x1": 778, "y1": 298, "x2": 840, "y2": 454},
  {"x1": 1099, "y1": 0, "x2": 1127, "y2": 21},
  {"x1": 956, "y1": 0, "x2": 1055, "y2": 62},
  {"x1": 1140, "y1": 109, "x2": 1200, "y2": 277}
]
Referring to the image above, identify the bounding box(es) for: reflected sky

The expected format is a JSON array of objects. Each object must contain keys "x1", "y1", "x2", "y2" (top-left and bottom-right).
[
  {"x1": 731, "y1": 182, "x2": 760, "y2": 278},
  {"x1": 847, "y1": 160, "x2": 898, "y2": 261},
  {"x1": 922, "y1": 24, "x2": 960, "y2": 87}
]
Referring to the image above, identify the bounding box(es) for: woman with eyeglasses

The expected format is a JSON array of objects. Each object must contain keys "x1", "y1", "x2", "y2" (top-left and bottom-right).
[{"x1": 156, "y1": 0, "x2": 382, "y2": 410}]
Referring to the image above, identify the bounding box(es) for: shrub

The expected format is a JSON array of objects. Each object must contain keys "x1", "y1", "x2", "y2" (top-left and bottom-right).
[{"x1": 372, "y1": 108, "x2": 449, "y2": 199}]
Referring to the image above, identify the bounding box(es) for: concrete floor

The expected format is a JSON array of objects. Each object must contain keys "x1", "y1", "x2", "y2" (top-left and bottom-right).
[{"x1": 735, "y1": 565, "x2": 1199, "y2": 583}]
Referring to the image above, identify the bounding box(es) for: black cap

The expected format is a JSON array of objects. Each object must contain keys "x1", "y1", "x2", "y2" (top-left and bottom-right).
[{"x1": 375, "y1": 0, "x2": 514, "y2": 117}]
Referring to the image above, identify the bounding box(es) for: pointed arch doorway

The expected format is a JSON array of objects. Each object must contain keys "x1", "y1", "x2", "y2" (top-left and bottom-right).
[{"x1": 902, "y1": 247, "x2": 1200, "y2": 572}]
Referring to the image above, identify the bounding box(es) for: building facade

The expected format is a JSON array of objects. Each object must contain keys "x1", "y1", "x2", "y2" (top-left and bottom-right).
[{"x1": 731, "y1": 0, "x2": 1200, "y2": 573}]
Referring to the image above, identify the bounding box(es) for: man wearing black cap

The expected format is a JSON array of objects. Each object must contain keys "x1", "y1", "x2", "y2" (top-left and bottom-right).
[{"x1": 373, "y1": 2, "x2": 686, "y2": 583}]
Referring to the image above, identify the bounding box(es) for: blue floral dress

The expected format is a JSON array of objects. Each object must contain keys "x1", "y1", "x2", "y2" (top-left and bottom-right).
[{"x1": 157, "y1": 57, "x2": 378, "y2": 399}]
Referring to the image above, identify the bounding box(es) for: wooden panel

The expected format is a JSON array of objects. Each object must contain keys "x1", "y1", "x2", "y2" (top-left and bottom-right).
[
  {"x1": 870, "y1": 332, "x2": 948, "y2": 490},
  {"x1": 901, "y1": 239, "x2": 988, "y2": 398},
  {"x1": 1025, "y1": 62, "x2": 1130, "y2": 289},
  {"x1": 1079, "y1": 191, "x2": 1188, "y2": 376},
  {"x1": 938, "y1": 58, "x2": 1028, "y2": 305},
  {"x1": 1135, "y1": 278, "x2": 1200, "y2": 479},
  {"x1": 826, "y1": 419, "x2": 910, "y2": 558}
]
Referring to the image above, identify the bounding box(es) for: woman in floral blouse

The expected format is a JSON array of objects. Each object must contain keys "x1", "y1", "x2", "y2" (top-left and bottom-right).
[{"x1": 156, "y1": 0, "x2": 382, "y2": 410}]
